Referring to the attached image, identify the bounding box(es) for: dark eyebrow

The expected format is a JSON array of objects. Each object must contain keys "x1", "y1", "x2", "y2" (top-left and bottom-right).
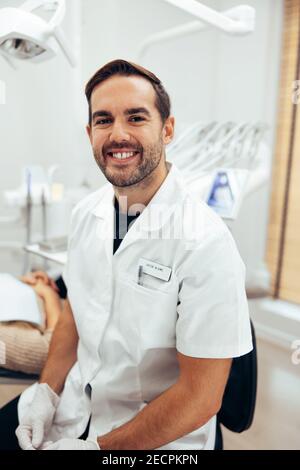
[
  {"x1": 92, "y1": 110, "x2": 113, "y2": 122},
  {"x1": 92, "y1": 107, "x2": 151, "y2": 123},
  {"x1": 124, "y1": 107, "x2": 151, "y2": 117}
]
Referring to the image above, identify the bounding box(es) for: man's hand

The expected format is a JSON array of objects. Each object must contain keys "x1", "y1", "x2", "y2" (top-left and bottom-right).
[
  {"x1": 43, "y1": 438, "x2": 100, "y2": 451},
  {"x1": 16, "y1": 383, "x2": 60, "y2": 450}
]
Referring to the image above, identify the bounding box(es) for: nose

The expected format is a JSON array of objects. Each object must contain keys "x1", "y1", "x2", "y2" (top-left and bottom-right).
[{"x1": 109, "y1": 120, "x2": 130, "y2": 143}]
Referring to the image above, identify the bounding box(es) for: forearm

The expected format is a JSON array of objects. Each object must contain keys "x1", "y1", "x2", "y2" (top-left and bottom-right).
[
  {"x1": 39, "y1": 299, "x2": 78, "y2": 394},
  {"x1": 43, "y1": 294, "x2": 63, "y2": 330},
  {"x1": 98, "y1": 382, "x2": 218, "y2": 450}
]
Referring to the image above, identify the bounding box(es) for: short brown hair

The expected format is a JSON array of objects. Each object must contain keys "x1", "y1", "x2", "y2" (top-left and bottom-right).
[{"x1": 85, "y1": 59, "x2": 171, "y2": 125}]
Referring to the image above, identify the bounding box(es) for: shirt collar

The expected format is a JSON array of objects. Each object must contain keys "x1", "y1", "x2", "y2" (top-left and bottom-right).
[{"x1": 91, "y1": 162, "x2": 187, "y2": 232}]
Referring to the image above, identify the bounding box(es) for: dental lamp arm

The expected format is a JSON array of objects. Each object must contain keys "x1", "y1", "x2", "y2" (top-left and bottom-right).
[
  {"x1": 0, "y1": 53, "x2": 17, "y2": 69},
  {"x1": 138, "y1": 4, "x2": 255, "y2": 61},
  {"x1": 164, "y1": 1, "x2": 255, "y2": 35},
  {"x1": 52, "y1": 26, "x2": 77, "y2": 68},
  {"x1": 20, "y1": 0, "x2": 65, "y2": 26}
]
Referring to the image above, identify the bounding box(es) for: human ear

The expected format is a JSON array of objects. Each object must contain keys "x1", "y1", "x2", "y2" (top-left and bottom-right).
[
  {"x1": 163, "y1": 116, "x2": 175, "y2": 145},
  {"x1": 86, "y1": 125, "x2": 93, "y2": 144}
]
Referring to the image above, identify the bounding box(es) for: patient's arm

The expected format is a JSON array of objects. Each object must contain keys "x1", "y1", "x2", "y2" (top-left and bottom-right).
[
  {"x1": 39, "y1": 298, "x2": 78, "y2": 394},
  {"x1": 32, "y1": 281, "x2": 62, "y2": 330},
  {"x1": 43, "y1": 291, "x2": 63, "y2": 331}
]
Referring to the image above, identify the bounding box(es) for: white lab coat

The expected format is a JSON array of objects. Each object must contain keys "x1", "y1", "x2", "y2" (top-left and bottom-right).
[{"x1": 18, "y1": 162, "x2": 253, "y2": 450}]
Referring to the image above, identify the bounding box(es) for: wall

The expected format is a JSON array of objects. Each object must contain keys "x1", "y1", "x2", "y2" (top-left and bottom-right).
[
  {"x1": 213, "y1": 0, "x2": 284, "y2": 289},
  {"x1": 82, "y1": 0, "x2": 219, "y2": 133},
  {"x1": 82, "y1": 0, "x2": 283, "y2": 289},
  {"x1": 0, "y1": 0, "x2": 283, "y2": 280},
  {"x1": 0, "y1": 0, "x2": 86, "y2": 274}
]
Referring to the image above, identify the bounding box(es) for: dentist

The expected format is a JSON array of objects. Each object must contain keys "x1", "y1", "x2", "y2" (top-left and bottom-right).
[{"x1": 14, "y1": 59, "x2": 252, "y2": 450}]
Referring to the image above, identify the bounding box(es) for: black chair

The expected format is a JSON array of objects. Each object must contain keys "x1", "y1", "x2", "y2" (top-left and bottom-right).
[
  {"x1": 215, "y1": 320, "x2": 257, "y2": 449},
  {"x1": 0, "y1": 368, "x2": 38, "y2": 385}
]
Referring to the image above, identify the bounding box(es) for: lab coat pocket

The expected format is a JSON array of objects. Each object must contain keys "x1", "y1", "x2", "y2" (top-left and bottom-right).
[{"x1": 116, "y1": 277, "x2": 178, "y2": 350}]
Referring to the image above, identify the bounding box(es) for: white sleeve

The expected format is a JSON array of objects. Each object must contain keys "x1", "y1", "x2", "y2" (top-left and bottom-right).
[
  {"x1": 62, "y1": 234, "x2": 71, "y2": 290},
  {"x1": 176, "y1": 230, "x2": 253, "y2": 359}
]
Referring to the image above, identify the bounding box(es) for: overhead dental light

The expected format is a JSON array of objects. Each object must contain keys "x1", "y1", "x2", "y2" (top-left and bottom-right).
[{"x1": 0, "y1": 0, "x2": 77, "y2": 67}]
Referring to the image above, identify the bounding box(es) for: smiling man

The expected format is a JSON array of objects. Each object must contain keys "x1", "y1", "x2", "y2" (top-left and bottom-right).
[
  {"x1": 12, "y1": 59, "x2": 253, "y2": 451},
  {"x1": 87, "y1": 63, "x2": 173, "y2": 211}
]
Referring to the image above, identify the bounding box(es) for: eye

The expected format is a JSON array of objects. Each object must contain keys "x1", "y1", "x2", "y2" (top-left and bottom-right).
[
  {"x1": 95, "y1": 118, "x2": 112, "y2": 125},
  {"x1": 129, "y1": 116, "x2": 145, "y2": 122}
]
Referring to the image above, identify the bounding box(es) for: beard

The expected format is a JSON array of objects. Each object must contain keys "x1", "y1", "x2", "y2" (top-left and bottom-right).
[{"x1": 92, "y1": 136, "x2": 164, "y2": 188}]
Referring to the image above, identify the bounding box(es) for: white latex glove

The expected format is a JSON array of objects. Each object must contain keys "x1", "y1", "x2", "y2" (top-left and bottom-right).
[
  {"x1": 15, "y1": 383, "x2": 60, "y2": 450},
  {"x1": 43, "y1": 438, "x2": 100, "y2": 450}
]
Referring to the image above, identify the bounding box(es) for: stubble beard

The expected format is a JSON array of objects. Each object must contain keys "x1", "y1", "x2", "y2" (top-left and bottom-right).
[{"x1": 93, "y1": 137, "x2": 164, "y2": 188}]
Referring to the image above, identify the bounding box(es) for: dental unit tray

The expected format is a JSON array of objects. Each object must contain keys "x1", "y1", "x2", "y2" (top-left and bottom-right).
[{"x1": 38, "y1": 236, "x2": 68, "y2": 252}]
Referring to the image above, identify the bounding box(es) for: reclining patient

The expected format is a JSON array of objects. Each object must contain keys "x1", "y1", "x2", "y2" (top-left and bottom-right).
[{"x1": 0, "y1": 271, "x2": 63, "y2": 375}]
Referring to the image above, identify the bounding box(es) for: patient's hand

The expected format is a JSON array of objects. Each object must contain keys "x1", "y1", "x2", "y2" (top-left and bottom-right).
[
  {"x1": 20, "y1": 271, "x2": 62, "y2": 330},
  {"x1": 20, "y1": 271, "x2": 59, "y2": 293},
  {"x1": 32, "y1": 280, "x2": 58, "y2": 300}
]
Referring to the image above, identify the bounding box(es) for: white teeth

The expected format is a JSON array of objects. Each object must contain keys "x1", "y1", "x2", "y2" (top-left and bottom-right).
[{"x1": 111, "y1": 151, "x2": 135, "y2": 160}]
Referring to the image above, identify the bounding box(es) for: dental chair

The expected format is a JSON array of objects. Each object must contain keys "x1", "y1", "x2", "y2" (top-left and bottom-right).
[
  {"x1": 0, "y1": 276, "x2": 66, "y2": 386},
  {"x1": 0, "y1": 368, "x2": 38, "y2": 385},
  {"x1": 215, "y1": 320, "x2": 257, "y2": 449}
]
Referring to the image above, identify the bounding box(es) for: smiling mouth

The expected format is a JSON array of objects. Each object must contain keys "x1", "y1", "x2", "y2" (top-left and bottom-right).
[{"x1": 106, "y1": 150, "x2": 140, "y2": 162}]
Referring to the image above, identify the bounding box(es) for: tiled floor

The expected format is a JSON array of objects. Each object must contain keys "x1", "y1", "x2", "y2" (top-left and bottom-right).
[
  {"x1": 223, "y1": 338, "x2": 300, "y2": 450},
  {"x1": 0, "y1": 385, "x2": 28, "y2": 408},
  {"x1": 0, "y1": 338, "x2": 299, "y2": 450}
]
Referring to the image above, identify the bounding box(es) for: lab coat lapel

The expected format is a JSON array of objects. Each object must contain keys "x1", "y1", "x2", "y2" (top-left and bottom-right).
[
  {"x1": 115, "y1": 163, "x2": 186, "y2": 255},
  {"x1": 92, "y1": 185, "x2": 115, "y2": 267},
  {"x1": 91, "y1": 163, "x2": 187, "y2": 258}
]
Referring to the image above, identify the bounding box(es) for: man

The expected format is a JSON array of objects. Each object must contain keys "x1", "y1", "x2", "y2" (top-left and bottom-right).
[{"x1": 15, "y1": 59, "x2": 252, "y2": 450}]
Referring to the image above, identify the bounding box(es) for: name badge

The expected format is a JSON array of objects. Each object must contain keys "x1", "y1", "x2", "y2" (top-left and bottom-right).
[{"x1": 138, "y1": 258, "x2": 172, "y2": 282}]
